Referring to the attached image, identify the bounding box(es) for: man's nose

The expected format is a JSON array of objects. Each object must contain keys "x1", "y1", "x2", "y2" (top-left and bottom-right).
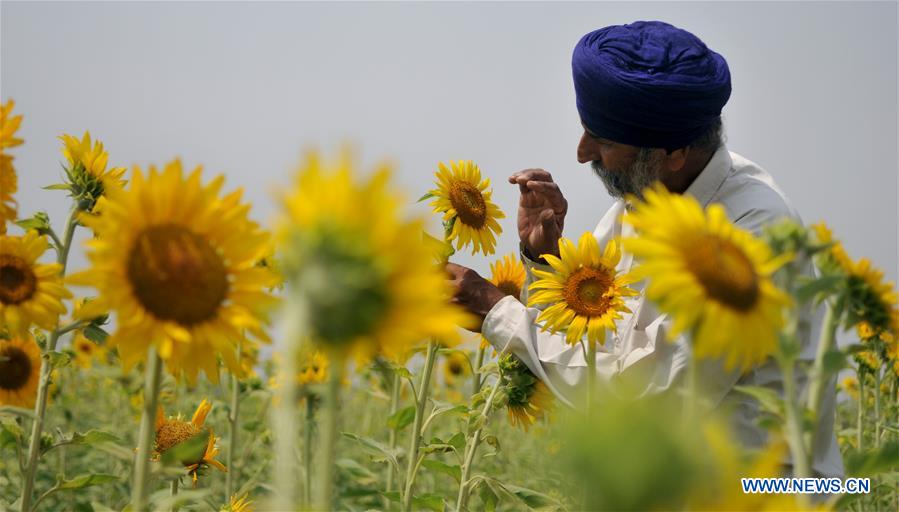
[{"x1": 577, "y1": 131, "x2": 599, "y2": 164}]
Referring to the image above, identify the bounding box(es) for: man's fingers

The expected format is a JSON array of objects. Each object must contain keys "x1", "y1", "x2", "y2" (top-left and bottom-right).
[
  {"x1": 509, "y1": 169, "x2": 554, "y2": 193},
  {"x1": 539, "y1": 208, "x2": 558, "y2": 234},
  {"x1": 525, "y1": 181, "x2": 567, "y2": 211}
]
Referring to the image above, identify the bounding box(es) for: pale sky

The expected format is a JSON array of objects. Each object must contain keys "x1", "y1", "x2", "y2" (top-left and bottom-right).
[{"x1": 2, "y1": 1, "x2": 897, "y2": 346}]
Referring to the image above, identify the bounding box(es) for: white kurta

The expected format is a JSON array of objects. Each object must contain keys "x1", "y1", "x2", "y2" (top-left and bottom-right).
[{"x1": 481, "y1": 145, "x2": 844, "y2": 478}]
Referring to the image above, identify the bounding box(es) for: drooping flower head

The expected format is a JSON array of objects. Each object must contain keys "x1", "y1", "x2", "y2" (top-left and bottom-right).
[
  {"x1": 278, "y1": 150, "x2": 473, "y2": 362},
  {"x1": 0, "y1": 335, "x2": 41, "y2": 408},
  {"x1": 479, "y1": 254, "x2": 526, "y2": 351},
  {"x1": 623, "y1": 184, "x2": 791, "y2": 371},
  {"x1": 0, "y1": 231, "x2": 71, "y2": 337},
  {"x1": 68, "y1": 160, "x2": 279, "y2": 383},
  {"x1": 814, "y1": 223, "x2": 899, "y2": 341},
  {"x1": 154, "y1": 399, "x2": 226, "y2": 484},
  {"x1": 528, "y1": 232, "x2": 637, "y2": 346},
  {"x1": 428, "y1": 160, "x2": 504, "y2": 256},
  {"x1": 499, "y1": 353, "x2": 554, "y2": 431}
]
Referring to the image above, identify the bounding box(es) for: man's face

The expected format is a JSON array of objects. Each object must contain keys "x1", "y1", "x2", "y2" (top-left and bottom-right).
[{"x1": 577, "y1": 129, "x2": 665, "y2": 200}]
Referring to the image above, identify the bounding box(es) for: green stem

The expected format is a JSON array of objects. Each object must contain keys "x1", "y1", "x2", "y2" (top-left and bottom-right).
[
  {"x1": 472, "y1": 345, "x2": 486, "y2": 395},
  {"x1": 806, "y1": 299, "x2": 842, "y2": 453},
  {"x1": 384, "y1": 371, "x2": 402, "y2": 510},
  {"x1": 303, "y1": 395, "x2": 315, "y2": 509},
  {"x1": 315, "y1": 360, "x2": 342, "y2": 511},
  {"x1": 401, "y1": 341, "x2": 438, "y2": 512},
  {"x1": 455, "y1": 376, "x2": 503, "y2": 512},
  {"x1": 780, "y1": 355, "x2": 812, "y2": 478},
  {"x1": 586, "y1": 339, "x2": 596, "y2": 413},
  {"x1": 874, "y1": 367, "x2": 882, "y2": 449},
  {"x1": 131, "y1": 349, "x2": 164, "y2": 512},
  {"x1": 858, "y1": 373, "x2": 867, "y2": 453},
  {"x1": 170, "y1": 478, "x2": 179, "y2": 512},
  {"x1": 19, "y1": 208, "x2": 79, "y2": 512},
  {"x1": 225, "y1": 358, "x2": 241, "y2": 500}
]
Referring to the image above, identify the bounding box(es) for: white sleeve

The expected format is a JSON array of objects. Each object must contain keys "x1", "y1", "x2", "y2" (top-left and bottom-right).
[{"x1": 481, "y1": 250, "x2": 745, "y2": 409}]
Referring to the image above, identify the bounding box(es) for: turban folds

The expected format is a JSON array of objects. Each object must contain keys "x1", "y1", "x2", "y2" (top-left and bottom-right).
[{"x1": 572, "y1": 21, "x2": 731, "y2": 150}]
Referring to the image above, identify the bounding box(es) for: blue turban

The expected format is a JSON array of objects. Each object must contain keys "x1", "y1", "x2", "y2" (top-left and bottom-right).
[{"x1": 572, "y1": 21, "x2": 731, "y2": 150}]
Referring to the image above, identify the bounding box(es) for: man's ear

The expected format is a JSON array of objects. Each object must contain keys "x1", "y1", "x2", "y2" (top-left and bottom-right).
[{"x1": 663, "y1": 146, "x2": 690, "y2": 172}]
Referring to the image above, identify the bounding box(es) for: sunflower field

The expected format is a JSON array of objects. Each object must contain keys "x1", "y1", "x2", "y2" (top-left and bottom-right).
[{"x1": 1, "y1": 99, "x2": 899, "y2": 512}]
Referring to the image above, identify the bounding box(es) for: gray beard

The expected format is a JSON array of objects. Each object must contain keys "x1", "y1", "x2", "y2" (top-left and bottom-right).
[{"x1": 591, "y1": 149, "x2": 665, "y2": 201}]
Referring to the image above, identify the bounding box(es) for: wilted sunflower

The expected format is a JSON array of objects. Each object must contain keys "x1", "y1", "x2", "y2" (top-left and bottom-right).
[
  {"x1": 59, "y1": 132, "x2": 127, "y2": 210},
  {"x1": 528, "y1": 232, "x2": 637, "y2": 346},
  {"x1": 155, "y1": 398, "x2": 226, "y2": 484},
  {"x1": 499, "y1": 354, "x2": 553, "y2": 431},
  {"x1": 278, "y1": 150, "x2": 473, "y2": 361},
  {"x1": 814, "y1": 223, "x2": 899, "y2": 340},
  {"x1": 68, "y1": 160, "x2": 279, "y2": 383},
  {"x1": 428, "y1": 160, "x2": 504, "y2": 256},
  {"x1": 0, "y1": 335, "x2": 40, "y2": 408},
  {"x1": 221, "y1": 494, "x2": 254, "y2": 512},
  {"x1": 0, "y1": 100, "x2": 22, "y2": 234},
  {"x1": 623, "y1": 185, "x2": 791, "y2": 371},
  {"x1": 479, "y1": 254, "x2": 526, "y2": 350},
  {"x1": 0, "y1": 231, "x2": 71, "y2": 337},
  {"x1": 443, "y1": 350, "x2": 471, "y2": 387}
]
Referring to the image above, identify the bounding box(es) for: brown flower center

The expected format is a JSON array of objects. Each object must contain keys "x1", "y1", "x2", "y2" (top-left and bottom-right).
[
  {"x1": 496, "y1": 279, "x2": 522, "y2": 298},
  {"x1": 0, "y1": 255, "x2": 37, "y2": 305},
  {"x1": 562, "y1": 266, "x2": 614, "y2": 317},
  {"x1": 155, "y1": 419, "x2": 201, "y2": 454},
  {"x1": 448, "y1": 181, "x2": 487, "y2": 228},
  {"x1": 683, "y1": 235, "x2": 760, "y2": 312},
  {"x1": 0, "y1": 345, "x2": 32, "y2": 391},
  {"x1": 127, "y1": 224, "x2": 229, "y2": 326},
  {"x1": 448, "y1": 359, "x2": 465, "y2": 376}
]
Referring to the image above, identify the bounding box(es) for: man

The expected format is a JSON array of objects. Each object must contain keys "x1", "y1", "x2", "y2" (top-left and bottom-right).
[{"x1": 446, "y1": 20, "x2": 843, "y2": 478}]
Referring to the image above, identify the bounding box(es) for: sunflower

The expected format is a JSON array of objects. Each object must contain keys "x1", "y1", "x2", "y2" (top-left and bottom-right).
[
  {"x1": 59, "y1": 132, "x2": 127, "y2": 210},
  {"x1": 622, "y1": 185, "x2": 791, "y2": 371},
  {"x1": 443, "y1": 350, "x2": 471, "y2": 387},
  {"x1": 499, "y1": 353, "x2": 553, "y2": 431},
  {"x1": 221, "y1": 494, "x2": 254, "y2": 512},
  {"x1": 0, "y1": 100, "x2": 22, "y2": 234},
  {"x1": 428, "y1": 160, "x2": 504, "y2": 256},
  {"x1": 0, "y1": 335, "x2": 40, "y2": 408},
  {"x1": 71, "y1": 332, "x2": 107, "y2": 369},
  {"x1": 154, "y1": 399, "x2": 227, "y2": 484},
  {"x1": 67, "y1": 160, "x2": 279, "y2": 384},
  {"x1": 278, "y1": 150, "x2": 473, "y2": 362},
  {"x1": 527, "y1": 232, "x2": 637, "y2": 346},
  {"x1": 0, "y1": 231, "x2": 71, "y2": 337},
  {"x1": 840, "y1": 376, "x2": 860, "y2": 401},
  {"x1": 814, "y1": 223, "x2": 899, "y2": 338},
  {"x1": 298, "y1": 349, "x2": 328, "y2": 385},
  {"x1": 480, "y1": 254, "x2": 527, "y2": 350}
]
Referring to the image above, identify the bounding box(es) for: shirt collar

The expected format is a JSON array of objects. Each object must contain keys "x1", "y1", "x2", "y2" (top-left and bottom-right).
[{"x1": 684, "y1": 144, "x2": 732, "y2": 207}]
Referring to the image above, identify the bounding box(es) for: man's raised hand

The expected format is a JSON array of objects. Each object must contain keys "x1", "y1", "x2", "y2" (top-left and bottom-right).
[{"x1": 508, "y1": 169, "x2": 567, "y2": 259}]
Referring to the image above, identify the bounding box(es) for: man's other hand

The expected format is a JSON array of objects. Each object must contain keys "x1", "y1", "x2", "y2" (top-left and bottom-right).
[{"x1": 446, "y1": 262, "x2": 506, "y2": 333}]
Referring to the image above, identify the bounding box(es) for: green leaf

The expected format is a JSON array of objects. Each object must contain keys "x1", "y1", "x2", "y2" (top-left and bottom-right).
[
  {"x1": 734, "y1": 385, "x2": 784, "y2": 419},
  {"x1": 58, "y1": 473, "x2": 119, "y2": 490},
  {"x1": 46, "y1": 351, "x2": 72, "y2": 369},
  {"x1": 15, "y1": 212, "x2": 51, "y2": 233},
  {"x1": 421, "y1": 459, "x2": 461, "y2": 483},
  {"x1": 42, "y1": 183, "x2": 72, "y2": 191},
  {"x1": 846, "y1": 441, "x2": 899, "y2": 476},
  {"x1": 476, "y1": 478, "x2": 499, "y2": 512},
  {"x1": 505, "y1": 484, "x2": 564, "y2": 510},
  {"x1": 387, "y1": 405, "x2": 416, "y2": 431},
  {"x1": 0, "y1": 406, "x2": 35, "y2": 419},
  {"x1": 795, "y1": 274, "x2": 844, "y2": 304},
  {"x1": 822, "y1": 350, "x2": 848, "y2": 375},
  {"x1": 341, "y1": 432, "x2": 399, "y2": 469},
  {"x1": 448, "y1": 432, "x2": 466, "y2": 453},
  {"x1": 71, "y1": 430, "x2": 121, "y2": 446},
  {"x1": 417, "y1": 192, "x2": 435, "y2": 203},
  {"x1": 83, "y1": 324, "x2": 109, "y2": 343},
  {"x1": 411, "y1": 493, "x2": 446, "y2": 512},
  {"x1": 381, "y1": 491, "x2": 401, "y2": 503},
  {"x1": 160, "y1": 432, "x2": 208, "y2": 467}
]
